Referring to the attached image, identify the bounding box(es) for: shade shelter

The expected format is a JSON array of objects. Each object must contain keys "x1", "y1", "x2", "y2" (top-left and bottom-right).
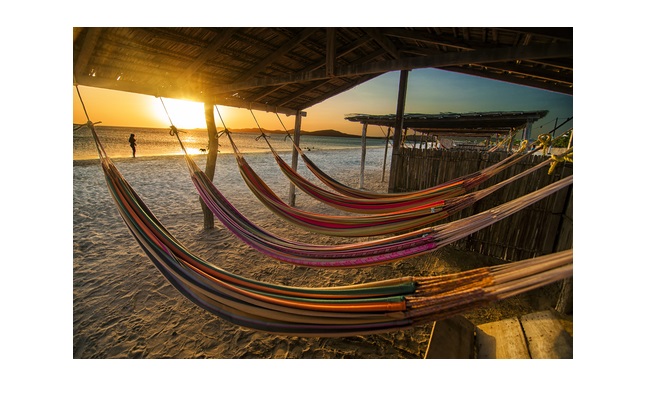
[
  {"x1": 73, "y1": 27, "x2": 572, "y2": 225},
  {"x1": 344, "y1": 110, "x2": 549, "y2": 189}
]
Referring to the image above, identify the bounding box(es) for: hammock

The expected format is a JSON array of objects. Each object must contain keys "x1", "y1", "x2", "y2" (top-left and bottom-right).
[
  {"x1": 186, "y1": 152, "x2": 571, "y2": 268},
  {"x1": 233, "y1": 133, "x2": 542, "y2": 215},
  {"x1": 86, "y1": 121, "x2": 573, "y2": 337},
  {"x1": 279, "y1": 134, "x2": 539, "y2": 201},
  {"x1": 225, "y1": 133, "x2": 562, "y2": 237}
]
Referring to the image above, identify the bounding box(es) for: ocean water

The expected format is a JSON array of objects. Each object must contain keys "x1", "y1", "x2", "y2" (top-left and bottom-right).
[{"x1": 73, "y1": 124, "x2": 386, "y2": 161}]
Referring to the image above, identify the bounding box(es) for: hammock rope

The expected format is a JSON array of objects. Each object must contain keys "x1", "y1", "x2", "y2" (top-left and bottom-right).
[
  {"x1": 75, "y1": 87, "x2": 573, "y2": 337},
  {"x1": 275, "y1": 112, "x2": 293, "y2": 141},
  {"x1": 549, "y1": 148, "x2": 574, "y2": 175}
]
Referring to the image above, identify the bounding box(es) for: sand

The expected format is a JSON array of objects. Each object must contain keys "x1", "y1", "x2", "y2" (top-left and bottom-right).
[{"x1": 73, "y1": 148, "x2": 542, "y2": 359}]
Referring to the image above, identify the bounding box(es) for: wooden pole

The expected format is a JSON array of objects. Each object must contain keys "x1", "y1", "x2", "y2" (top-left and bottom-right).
[
  {"x1": 549, "y1": 117, "x2": 558, "y2": 155},
  {"x1": 388, "y1": 69, "x2": 409, "y2": 193},
  {"x1": 360, "y1": 122, "x2": 367, "y2": 189},
  {"x1": 326, "y1": 28, "x2": 336, "y2": 77},
  {"x1": 382, "y1": 127, "x2": 391, "y2": 182},
  {"x1": 522, "y1": 119, "x2": 533, "y2": 151},
  {"x1": 288, "y1": 110, "x2": 303, "y2": 206},
  {"x1": 202, "y1": 102, "x2": 219, "y2": 230}
]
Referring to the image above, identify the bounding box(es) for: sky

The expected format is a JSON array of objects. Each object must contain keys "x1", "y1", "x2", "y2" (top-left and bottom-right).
[{"x1": 73, "y1": 67, "x2": 573, "y2": 138}]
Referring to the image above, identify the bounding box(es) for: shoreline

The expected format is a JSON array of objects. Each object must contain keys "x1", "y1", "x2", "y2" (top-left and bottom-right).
[{"x1": 73, "y1": 145, "x2": 385, "y2": 164}]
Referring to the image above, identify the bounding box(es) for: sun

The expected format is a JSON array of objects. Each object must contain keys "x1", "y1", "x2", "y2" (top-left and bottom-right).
[{"x1": 152, "y1": 98, "x2": 208, "y2": 129}]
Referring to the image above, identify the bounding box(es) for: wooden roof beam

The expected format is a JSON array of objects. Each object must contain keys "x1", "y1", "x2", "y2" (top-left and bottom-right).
[
  {"x1": 208, "y1": 42, "x2": 572, "y2": 95},
  {"x1": 497, "y1": 27, "x2": 573, "y2": 41},
  {"x1": 232, "y1": 27, "x2": 318, "y2": 83},
  {"x1": 298, "y1": 74, "x2": 383, "y2": 109},
  {"x1": 362, "y1": 28, "x2": 401, "y2": 59},
  {"x1": 73, "y1": 28, "x2": 103, "y2": 81},
  {"x1": 210, "y1": 96, "x2": 305, "y2": 117},
  {"x1": 74, "y1": 72, "x2": 303, "y2": 117},
  {"x1": 177, "y1": 28, "x2": 237, "y2": 81},
  {"x1": 471, "y1": 62, "x2": 572, "y2": 84},
  {"x1": 326, "y1": 28, "x2": 336, "y2": 77},
  {"x1": 231, "y1": 42, "x2": 386, "y2": 105},
  {"x1": 441, "y1": 66, "x2": 573, "y2": 95}
]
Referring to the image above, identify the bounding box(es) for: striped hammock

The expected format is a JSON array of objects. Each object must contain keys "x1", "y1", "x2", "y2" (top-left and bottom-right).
[
  {"x1": 266, "y1": 133, "x2": 540, "y2": 201},
  {"x1": 88, "y1": 122, "x2": 573, "y2": 337},
  {"x1": 187, "y1": 152, "x2": 571, "y2": 268},
  {"x1": 226, "y1": 133, "x2": 559, "y2": 237}
]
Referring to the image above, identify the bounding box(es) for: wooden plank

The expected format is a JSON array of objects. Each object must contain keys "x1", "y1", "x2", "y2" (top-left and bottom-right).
[
  {"x1": 520, "y1": 310, "x2": 573, "y2": 359},
  {"x1": 476, "y1": 318, "x2": 530, "y2": 359},
  {"x1": 424, "y1": 315, "x2": 476, "y2": 359}
]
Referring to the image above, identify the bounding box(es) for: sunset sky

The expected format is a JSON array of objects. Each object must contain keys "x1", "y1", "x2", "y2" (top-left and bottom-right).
[{"x1": 73, "y1": 67, "x2": 573, "y2": 138}]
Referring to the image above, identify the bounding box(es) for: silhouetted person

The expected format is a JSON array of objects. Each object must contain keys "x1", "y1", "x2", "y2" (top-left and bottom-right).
[{"x1": 129, "y1": 133, "x2": 136, "y2": 157}]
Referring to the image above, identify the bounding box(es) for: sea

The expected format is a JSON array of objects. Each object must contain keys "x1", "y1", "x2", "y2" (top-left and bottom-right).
[{"x1": 73, "y1": 124, "x2": 387, "y2": 161}]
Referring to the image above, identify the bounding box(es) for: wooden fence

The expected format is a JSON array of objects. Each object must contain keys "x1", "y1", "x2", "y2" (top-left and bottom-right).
[{"x1": 390, "y1": 148, "x2": 573, "y2": 262}]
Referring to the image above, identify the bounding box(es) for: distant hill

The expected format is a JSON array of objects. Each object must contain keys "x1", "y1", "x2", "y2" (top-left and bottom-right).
[{"x1": 228, "y1": 128, "x2": 379, "y2": 138}]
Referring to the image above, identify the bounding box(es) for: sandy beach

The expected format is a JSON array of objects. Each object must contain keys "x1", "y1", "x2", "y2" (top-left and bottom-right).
[{"x1": 73, "y1": 147, "x2": 543, "y2": 359}]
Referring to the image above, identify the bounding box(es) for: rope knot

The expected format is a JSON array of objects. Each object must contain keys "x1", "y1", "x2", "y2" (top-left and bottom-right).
[
  {"x1": 536, "y1": 133, "x2": 553, "y2": 155},
  {"x1": 217, "y1": 128, "x2": 231, "y2": 139},
  {"x1": 548, "y1": 149, "x2": 573, "y2": 175}
]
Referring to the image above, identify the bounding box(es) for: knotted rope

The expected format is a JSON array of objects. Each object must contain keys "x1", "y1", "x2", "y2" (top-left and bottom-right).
[{"x1": 548, "y1": 148, "x2": 573, "y2": 175}]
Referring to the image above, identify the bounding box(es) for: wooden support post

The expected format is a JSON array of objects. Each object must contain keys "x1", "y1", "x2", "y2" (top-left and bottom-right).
[
  {"x1": 288, "y1": 110, "x2": 303, "y2": 206},
  {"x1": 523, "y1": 119, "x2": 533, "y2": 144},
  {"x1": 326, "y1": 28, "x2": 336, "y2": 77},
  {"x1": 202, "y1": 102, "x2": 219, "y2": 230},
  {"x1": 388, "y1": 70, "x2": 409, "y2": 193},
  {"x1": 360, "y1": 122, "x2": 367, "y2": 189},
  {"x1": 549, "y1": 117, "x2": 559, "y2": 155},
  {"x1": 381, "y1": 127, "x2": 391, "y2": 182}
]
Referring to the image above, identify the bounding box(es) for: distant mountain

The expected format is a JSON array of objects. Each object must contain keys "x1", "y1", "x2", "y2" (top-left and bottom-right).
[{"x1": 227, "y1": 128, "x2": 375, "y2": 138}]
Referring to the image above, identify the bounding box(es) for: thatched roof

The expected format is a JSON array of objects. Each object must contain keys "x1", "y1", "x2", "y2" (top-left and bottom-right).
[
  {"x1": 73, "y1": 28, "x2": 572, "y2": 116},
  {"x1": 345, "y1": 111, "x2": 549, "y2": 137}
]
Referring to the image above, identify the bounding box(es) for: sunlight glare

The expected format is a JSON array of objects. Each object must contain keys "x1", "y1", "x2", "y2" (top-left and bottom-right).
[{"x1": 153, "y1": 98, "x2": 207, "y2": 129}]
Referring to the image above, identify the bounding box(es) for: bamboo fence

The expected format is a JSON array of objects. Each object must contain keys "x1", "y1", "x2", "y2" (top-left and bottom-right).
[{"x1": 389, "y1": 148, "x2": 573, "y2": 263}]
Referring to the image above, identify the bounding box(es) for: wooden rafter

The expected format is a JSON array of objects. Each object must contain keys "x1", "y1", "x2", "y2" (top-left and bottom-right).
[
  {"x1": 232, "y1": 28, "x2": 318, "y2": 83},
  {"x1": 208, "y1": 42, "x2": 572, "y2": 95},
  {"x1": 177, "y1": 28, "x2": 237, "y2": 81}
]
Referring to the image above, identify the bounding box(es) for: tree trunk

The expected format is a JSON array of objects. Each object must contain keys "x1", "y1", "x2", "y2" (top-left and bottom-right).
[{"x1": 202, "y1": 102, "x2": 219, "y2": 230}]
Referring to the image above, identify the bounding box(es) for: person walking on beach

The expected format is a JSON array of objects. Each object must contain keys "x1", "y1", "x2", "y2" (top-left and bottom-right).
[{"x1": 129, "y1": 133, "x2": 137, "y2": 157}]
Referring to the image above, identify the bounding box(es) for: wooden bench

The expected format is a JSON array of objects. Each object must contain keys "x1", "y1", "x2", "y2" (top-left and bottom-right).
[{"x1": 424, "y1": 310, "x2": 573, "y2": 359}]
